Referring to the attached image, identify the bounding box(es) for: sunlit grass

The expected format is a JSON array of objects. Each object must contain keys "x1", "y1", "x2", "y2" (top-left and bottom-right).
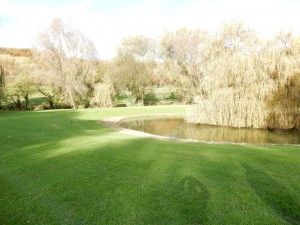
[{"x1": 0, "y1": 105, "x2": 299, "y2": 225}]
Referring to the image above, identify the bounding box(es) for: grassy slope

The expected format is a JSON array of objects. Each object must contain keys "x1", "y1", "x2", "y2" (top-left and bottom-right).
[{"x1": 0, "y1": 105, "x2": 299, "y2": 225}]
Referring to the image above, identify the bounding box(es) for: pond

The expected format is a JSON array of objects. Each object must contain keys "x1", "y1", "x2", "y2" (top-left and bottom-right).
[{"x1": 119, "y1": 117, "x2": 300, "y2": 145}]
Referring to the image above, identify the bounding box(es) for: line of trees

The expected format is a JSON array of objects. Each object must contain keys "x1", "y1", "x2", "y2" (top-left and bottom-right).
[
  {"x1": 0, "y1": 64, "x2": 4, "y2": 107},
  {"x1": 0, "y1": 19, "x2": 299, "y2": 129}
]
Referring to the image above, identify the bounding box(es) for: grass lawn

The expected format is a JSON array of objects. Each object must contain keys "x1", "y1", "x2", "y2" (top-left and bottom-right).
[{"x1": 0, "y1": 105, "x2": 299, "y2": 225}]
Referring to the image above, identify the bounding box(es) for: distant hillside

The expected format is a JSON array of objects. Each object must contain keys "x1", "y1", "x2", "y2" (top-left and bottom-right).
[{"x1": 0, "y1": 47, "x2": 32, "y2": 58}]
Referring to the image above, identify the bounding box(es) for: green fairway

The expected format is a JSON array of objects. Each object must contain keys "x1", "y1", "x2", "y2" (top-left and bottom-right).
[{"x1": 0, "y1": 106, "x2": 299, "y2": 225}]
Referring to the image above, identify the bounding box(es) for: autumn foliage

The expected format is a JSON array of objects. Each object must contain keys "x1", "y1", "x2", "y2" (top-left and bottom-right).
[
  {"x1": 184, "y1": 24, "x2": 300, "y2": 130},
  {"x1": 0, "y1": 20, "x2": 299, "y2": 130}
]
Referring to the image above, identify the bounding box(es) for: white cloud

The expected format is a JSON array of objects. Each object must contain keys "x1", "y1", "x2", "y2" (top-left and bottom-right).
[{"x1": 0, "y1": 0, "x2": 299, "y2": 59}]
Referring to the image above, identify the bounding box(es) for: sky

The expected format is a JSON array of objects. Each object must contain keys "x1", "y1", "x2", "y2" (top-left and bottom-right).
[{"x1": 0, "y1": 0, "x2": 299, "y2": 59}]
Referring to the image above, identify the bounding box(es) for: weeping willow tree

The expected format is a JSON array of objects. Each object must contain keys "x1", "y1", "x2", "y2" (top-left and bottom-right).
[
  {"x1": 261, "y1": 33, "x2": 300, "y2": 129},
  {"x1": 187, "y1": 23, "x2": 300, "y2": 129},
  {"x1": 90, "y1": 83, "x2": 115, "y2": 108},
  {"x1": 267, "y1": 73, "x2": 300, "y2": 129}
]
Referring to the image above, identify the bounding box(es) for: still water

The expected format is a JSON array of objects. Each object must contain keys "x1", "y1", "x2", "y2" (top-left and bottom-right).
[{"x1": 119, "y1": 117, "x2": 300, "y2": 145}]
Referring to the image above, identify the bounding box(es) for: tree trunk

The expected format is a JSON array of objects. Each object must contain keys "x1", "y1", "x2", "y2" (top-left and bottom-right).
[
  {"x1": 11, "y1": 96, "x2": 22, "y2": 110},
  {"x1": 67, "y1": 88, "x2": 76, "y2": 108},
  {"x1": 24, "y1": 93, "x2": 29, "y2": 109},
  {"x1": 48, "y1": 96, "x2": 54, "y2": 109},
  {"x1": 38, "y1": 89, "x2": 55, "y2": 109}
]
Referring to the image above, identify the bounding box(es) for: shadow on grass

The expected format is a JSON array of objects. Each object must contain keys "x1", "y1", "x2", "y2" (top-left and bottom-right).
[
  {"x1": 0, "y1": 109, "x2": 117, "y2": 171},
  {"x1": 178, "y1": 176, "x2": 210, "y2": 224},
  {"x1": 243, "y1": 163, "x2": 300, "y2": 225},
  {"x1": 1, "y1": 109, "x2": 211, "y2": 225}
]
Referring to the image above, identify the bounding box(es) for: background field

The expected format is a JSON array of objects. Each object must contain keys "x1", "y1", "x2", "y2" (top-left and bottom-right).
[{"x1": 0, "y1": 106, "x2": 299, "y2": 225}]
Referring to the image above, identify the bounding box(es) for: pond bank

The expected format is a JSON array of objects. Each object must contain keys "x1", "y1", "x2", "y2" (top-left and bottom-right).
[{"x1": 100, "y1": 113, "x2": 300, "y2": 146}]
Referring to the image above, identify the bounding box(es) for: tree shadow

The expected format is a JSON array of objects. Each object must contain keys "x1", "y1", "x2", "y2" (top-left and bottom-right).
[
  {"x1": 0, "y1": 109, "x2": 118, "y2": 171},
  {"x1": 243, "y1": 163, "x2": 300, "y2": 225},
  {"x1": 178, "y1": 176, "x2": 210, "y2": 224}
]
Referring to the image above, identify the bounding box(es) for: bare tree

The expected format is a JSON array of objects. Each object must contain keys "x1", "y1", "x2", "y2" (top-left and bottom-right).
[
  {"x1": 31, "y1": 62, "x2": 57, "y2": 108},
  {"x1": 35, "y1": 18, "x2": 97, "y2": 108}
]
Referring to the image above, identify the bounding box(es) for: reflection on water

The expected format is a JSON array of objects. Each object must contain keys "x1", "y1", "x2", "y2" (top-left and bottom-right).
[{"x1": 119, "y1": 117, "x2": 300, "y2": 145}]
